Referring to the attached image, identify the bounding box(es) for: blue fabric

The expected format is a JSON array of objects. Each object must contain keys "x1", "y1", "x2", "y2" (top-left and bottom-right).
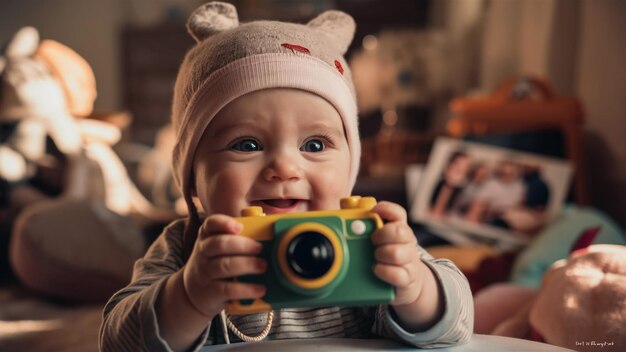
[{"x1": 510, "y1": 205, "x2": 626, "y2": 288}]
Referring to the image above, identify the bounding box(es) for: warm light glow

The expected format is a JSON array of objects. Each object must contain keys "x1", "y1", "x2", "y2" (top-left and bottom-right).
[
  {"x1": 0, "y1": 319, "x2": 63, "y2": 339},
  {"x1": 564, "y1": 293, "x2": 579, "y2": 310},
  {"x1": 0, "y1": 147, "x2": 27, "y2": 181},
  {"x1": 84, "y1": 143, "x2": 132, "y2": 214},
  {"x1": 362, "y1": 34, "x2": 378, "y2": 51},
  {"x1": 78, "y1": 119, "x2": 121, "y2": 145}
]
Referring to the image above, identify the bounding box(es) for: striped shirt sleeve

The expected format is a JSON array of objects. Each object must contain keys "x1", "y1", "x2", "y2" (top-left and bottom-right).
[
  {"x1": 99, "y1": 220, "x2": 211, "y2": 352},
  {"x1": 371, "y1": 246, "x2": 474, "y2": 348}
]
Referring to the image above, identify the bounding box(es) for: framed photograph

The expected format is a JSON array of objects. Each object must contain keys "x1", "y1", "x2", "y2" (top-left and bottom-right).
[{"x1": 410, "y1": 138, "x2": 573, "y2": 247}]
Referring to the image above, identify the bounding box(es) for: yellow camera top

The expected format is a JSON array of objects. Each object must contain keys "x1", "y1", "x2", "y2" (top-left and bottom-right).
[{"x1": 235, "y1": 196, "x2": 381, "y2": 241}]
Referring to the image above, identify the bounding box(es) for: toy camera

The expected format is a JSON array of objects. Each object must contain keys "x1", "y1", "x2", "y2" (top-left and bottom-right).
[{"x1": 226, "y1": 196, "x2": 395, "y2": 314}]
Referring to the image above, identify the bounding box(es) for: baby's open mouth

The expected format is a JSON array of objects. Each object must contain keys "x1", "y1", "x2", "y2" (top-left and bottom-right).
[
  {"x1": 261, "y1": 199, "x2": 298, "y2": 208},
  {"x1": 250, "y1": 199, "x2": 303, "y2": 214}
]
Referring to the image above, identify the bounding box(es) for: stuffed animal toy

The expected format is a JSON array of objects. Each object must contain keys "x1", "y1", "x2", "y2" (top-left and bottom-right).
[
  {"x1": 0, "y1": 27, "x2": 84, "y2": 185},
  {"x1": 486, "y1": 243, "x2": 626, "y2": 351},
  {"x1": 0, "y1": 26, "x2": 177, "y2": 219},
  {"x1": 0, "y1": 26, "x2": 86, "y2": 277},
  {"x1": 1, "y1": 27, "x2": 176, "y2": 300}
]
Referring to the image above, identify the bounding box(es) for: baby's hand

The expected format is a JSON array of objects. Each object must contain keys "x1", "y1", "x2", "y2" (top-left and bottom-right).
[
  {"x1": 182, "y1": 214, "x2": 267, "y2": 318},
  {"x1": 370, "y1": 202, "x2": 430, "y2": 306}
]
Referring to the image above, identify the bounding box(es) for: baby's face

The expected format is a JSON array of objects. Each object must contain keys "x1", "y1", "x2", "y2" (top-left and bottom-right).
[{"x1": 192, "y1": 88, "x2": 352, "y2": 217}]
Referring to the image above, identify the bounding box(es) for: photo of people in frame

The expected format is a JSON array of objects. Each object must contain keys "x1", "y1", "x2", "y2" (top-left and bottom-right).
[{"x1": 411, "y1": 138, "x2": 572, "y2": 247}]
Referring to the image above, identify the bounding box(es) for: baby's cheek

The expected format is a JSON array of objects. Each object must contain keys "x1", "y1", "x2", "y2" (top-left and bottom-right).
[
  {"x1": 204, "y1": 171, "x2": 250, "y2": 216},
  {"x1": 311, "y1": 168, "x2": 351, "y2": 208}
]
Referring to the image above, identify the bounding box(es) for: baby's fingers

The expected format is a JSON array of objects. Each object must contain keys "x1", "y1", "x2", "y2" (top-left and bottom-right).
[
  {"x1": 198, "y1": 235, "x2": 262, "y2": 257},
  {"x1": 373, "y1": 262, "x2": 417, "y2": 289},
  {"x1": 371, "y1": 222, "x2": 416, "y2": 246},
  {"x1": 375, "y1": 244, "x2": 414, "y2": 266},
  {"x1": 371, "y1": 201, "x2": 407, "y2": 223},
  {"x1": 199, "y1": 214, "x2": 242, "y2": 239},
  {"x1": 207, "y1": 256, "x2": 267, "y2": 280}
]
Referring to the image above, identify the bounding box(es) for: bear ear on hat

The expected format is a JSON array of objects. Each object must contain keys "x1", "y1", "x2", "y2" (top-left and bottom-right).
[
  {"x1": 307, "y1": 10, "x2": 355, "y2": 55},
  {"x1": 187, "y1": 1, "x2": 239, "y2": 42}
]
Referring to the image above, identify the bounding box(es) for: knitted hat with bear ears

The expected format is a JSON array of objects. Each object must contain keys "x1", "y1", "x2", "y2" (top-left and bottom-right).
[
  {"x1": 171, "y1": 2, "x2": 359, "y2": 256},
  {"x1": 172, "y1": 1, "x2": 359, "y2": 197}
]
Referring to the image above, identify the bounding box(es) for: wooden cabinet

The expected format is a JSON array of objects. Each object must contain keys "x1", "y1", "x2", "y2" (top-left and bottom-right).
[{"x1": 121, "y1": 23, "x2": 195, "y2": 145}]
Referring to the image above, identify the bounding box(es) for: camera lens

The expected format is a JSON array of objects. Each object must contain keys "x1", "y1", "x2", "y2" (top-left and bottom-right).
[{"x1": 286, "y1": 231, "x2": 335, "y2": 279}]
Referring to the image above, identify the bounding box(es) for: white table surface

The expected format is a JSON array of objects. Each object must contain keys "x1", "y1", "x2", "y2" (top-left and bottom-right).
[{"x1": 200, "y1": 335, "x2": 575, "y2": 351}]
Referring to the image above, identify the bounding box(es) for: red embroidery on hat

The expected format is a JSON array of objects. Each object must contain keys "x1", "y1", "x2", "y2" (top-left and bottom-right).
[
  {"x1": 281, "y1": 43, "x2": 310, "y2": 54},
  {"x1": 334, "y1": 60, "x2": 344, "y2": 75}
]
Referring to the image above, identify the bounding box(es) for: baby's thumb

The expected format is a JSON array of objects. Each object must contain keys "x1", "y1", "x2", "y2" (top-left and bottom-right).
[{"x1": 198, "y1": 214, "x2": 242, "y2": 239}]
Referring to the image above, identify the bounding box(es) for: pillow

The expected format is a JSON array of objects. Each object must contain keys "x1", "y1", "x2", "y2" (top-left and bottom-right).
[
  {"x1": 510, "y1": 205, "x2": 625, "y2": 288},
  {"x1": 10, "y1": 199, "x2": 146, "y2": 302}
]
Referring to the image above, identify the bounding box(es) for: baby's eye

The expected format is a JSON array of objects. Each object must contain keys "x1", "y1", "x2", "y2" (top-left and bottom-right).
[
  {"x1": 230, "y1": 138, "x2": 262, "y2": 152},
  {"x1": 300, "y1": 138, "x2": 325, "y2": 152}
]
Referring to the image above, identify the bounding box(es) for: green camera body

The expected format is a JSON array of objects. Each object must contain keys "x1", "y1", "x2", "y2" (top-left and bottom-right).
[{"x1": 226, "y1": 196, "x2": 395, "y2": 314}]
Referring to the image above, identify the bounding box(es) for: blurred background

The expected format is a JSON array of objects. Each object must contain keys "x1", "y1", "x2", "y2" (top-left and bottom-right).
[
  {"x1": 1, "y1": 0, "x2": 623, "y2": 222},
  {"x1": 0, "y1": 1, "x2": 624, "y2": 351}
]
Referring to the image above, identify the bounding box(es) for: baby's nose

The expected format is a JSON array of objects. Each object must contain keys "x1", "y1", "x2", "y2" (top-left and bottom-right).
[{"x1": 263, "y1": 153, "x2": 302, "y2": 182}]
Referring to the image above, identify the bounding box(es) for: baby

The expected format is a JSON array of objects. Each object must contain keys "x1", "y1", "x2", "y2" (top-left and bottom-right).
[{"x1": 99, "y1": 2, "x2": 473, "y2": 351}]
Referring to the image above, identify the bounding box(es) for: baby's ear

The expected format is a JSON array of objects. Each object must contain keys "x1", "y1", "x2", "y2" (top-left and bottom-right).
[
  {"x1": 187, "y1": 1, "x2": 239, "y2": 42},
  {"x1": 307, "y1": 10, "x2": 355, "y2": 55}
]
